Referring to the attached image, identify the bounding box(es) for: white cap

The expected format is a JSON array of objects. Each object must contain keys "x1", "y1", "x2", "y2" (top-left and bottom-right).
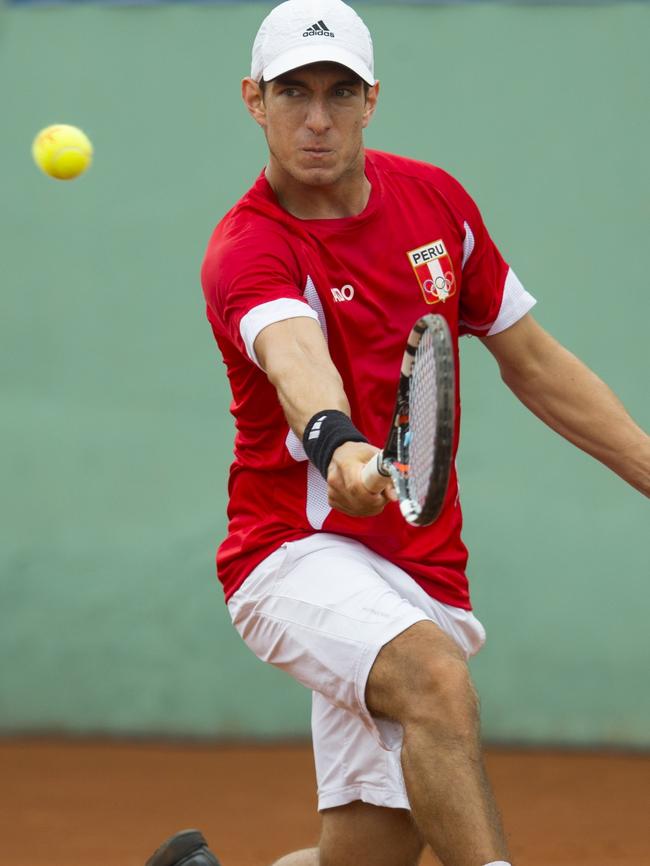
[{"x1": 251, "y1": 0, "x2": 375, "y2": 86}]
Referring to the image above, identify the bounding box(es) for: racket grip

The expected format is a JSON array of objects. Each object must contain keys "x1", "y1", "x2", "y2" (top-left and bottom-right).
[{"x1": 361, "y1": 451, "x2": 390, "y2": 493}]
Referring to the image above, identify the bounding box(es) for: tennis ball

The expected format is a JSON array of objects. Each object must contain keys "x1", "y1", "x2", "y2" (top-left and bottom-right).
[{"x1": 32, "y1": 124, "x2": 93, "y2": 180}]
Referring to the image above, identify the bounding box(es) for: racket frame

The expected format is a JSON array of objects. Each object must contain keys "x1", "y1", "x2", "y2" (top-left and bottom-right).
[{"x1": 374, "y1": 313, "x2": 455, "y2": 526}]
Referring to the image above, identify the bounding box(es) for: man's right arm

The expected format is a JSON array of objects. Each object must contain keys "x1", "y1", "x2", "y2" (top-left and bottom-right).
[
  {"x1": 254, "y1": 317, "x2": 395, "y2": 517},
  {"x1": 255, "y1": 316, "x2": 349, "y2": 436}
]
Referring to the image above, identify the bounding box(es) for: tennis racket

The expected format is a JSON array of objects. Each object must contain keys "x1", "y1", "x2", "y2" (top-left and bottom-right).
[{"x1": 361, "y1": 313, "x2": 455, "y2": 526}]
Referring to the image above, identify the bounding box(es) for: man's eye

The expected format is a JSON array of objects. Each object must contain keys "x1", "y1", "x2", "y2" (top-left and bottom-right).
[
  {"x1": 334, "y1": 88, "x2": 353, "y2": 98},
  {"x1": 281, "y1": 88, "x2": 302, "y2": 97}
]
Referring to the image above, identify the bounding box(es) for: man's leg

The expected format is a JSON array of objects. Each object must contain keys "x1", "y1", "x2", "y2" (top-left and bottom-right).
[
  {"x1": 366, "y1": 620, "x2": 510, "y2": 866},
  {"x1": 228, "y1": 534, "x2": 503, "y2": 866},
  {"x1": 319, "y1": 801, "x2": 424, "y2": 866},
  {"x1": 257, "y1": 800, "x2": 425, "y2": 866}
]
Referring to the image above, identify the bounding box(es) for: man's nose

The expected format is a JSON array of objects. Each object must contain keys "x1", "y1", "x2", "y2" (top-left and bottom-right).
[{"x1": 305, "y1": 98, "x2": 332, "y2": 134}]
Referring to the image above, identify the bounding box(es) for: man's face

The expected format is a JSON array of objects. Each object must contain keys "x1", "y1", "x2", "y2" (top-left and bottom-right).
[{"x1": 243, "y1": 62, "x2": 378, "y2": 189}]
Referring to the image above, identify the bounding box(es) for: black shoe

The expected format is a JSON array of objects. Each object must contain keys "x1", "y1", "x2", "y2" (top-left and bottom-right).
[{"x1": 145, "y1": 829, "x2": 222, "y2": 866}]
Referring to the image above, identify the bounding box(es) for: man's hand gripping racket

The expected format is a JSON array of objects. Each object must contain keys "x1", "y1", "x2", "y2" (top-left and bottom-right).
[{"x1": 361, "y1": 314, "x2": 455, "y2": 526}]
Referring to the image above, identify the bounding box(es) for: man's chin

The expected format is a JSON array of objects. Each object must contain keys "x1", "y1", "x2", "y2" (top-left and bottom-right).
[{"x1": 293, "y1": 165, "x2": 343, "y2": 187}]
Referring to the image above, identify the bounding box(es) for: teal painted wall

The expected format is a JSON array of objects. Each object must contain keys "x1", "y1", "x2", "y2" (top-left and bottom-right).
[{"x1": 1, "y1": 3, "x2": 648, "y2": 744}]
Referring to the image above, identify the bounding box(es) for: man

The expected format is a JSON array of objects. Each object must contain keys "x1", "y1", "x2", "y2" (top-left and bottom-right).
[{"x1": 147, "y1": 1, "x2": 649, "y2": 865}]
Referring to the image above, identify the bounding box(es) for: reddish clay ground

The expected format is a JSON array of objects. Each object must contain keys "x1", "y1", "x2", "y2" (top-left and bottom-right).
[{"x1": 0, "y1": 739, "x2": 648, "y2": 866}]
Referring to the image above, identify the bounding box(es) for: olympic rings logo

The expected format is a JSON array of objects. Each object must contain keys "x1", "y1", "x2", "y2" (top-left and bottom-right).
[{"x1": 422, "y1": 271, "x2": 455, "y2": 301}]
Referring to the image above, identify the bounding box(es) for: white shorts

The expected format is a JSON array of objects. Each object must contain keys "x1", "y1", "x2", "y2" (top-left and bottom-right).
[{"x1": 227, "y1": 532, "x2": 486, "y2": 811}]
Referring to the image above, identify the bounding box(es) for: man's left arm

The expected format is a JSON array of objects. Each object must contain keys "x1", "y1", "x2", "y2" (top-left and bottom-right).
[{"x1": 480, "y1": 314, "x2": 650, "y2": 496}]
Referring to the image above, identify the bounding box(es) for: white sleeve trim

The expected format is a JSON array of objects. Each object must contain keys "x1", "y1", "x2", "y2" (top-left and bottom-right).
[
  {"x1": 239, "y1": 298, "x2": 318, "y2": 367},
  {"x1": 486, "y1": 268, "x2": 537, "y2": 336}
]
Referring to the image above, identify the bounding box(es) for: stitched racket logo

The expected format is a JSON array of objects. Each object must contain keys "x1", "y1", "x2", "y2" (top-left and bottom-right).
[{"x1": 406, "y1": 240, "x2": 456, "y2": 305}]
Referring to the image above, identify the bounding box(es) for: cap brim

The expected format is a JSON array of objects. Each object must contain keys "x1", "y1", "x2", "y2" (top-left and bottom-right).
[{"x1": 262, "y1": 44, "x2": 375, "y2": 86}]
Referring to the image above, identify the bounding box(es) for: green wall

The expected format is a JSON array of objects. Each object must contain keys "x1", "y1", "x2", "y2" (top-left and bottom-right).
[{"x1": 1, "y1": 3, "x2": 648, "y2": 744}]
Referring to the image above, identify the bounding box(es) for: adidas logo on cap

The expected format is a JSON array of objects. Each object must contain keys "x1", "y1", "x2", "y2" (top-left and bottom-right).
[{"x1": 303, "y1": 20, "x2": 335, "y2": 38}]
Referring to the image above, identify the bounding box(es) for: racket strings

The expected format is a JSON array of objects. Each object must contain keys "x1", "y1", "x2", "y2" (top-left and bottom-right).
[{"x1": 407, "y1": 329, "x2": 438, "y2": 509}]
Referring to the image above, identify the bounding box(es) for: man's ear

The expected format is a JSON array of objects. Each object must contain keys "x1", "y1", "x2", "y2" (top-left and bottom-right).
[
  {"x1": 362, "y1": 80, "x2": 380, "y2": 129},
  {"x1": 242, "y1": 77, "x2": 267, "y2": 128}
]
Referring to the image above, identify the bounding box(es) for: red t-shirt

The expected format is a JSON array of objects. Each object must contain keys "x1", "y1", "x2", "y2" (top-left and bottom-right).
[{"x1": 201, "y1": 149, "x2": 535, "y2": 608}]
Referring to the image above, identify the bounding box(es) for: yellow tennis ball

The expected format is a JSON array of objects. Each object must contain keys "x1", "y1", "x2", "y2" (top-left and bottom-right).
[{"x1": 32, "y1": 124, "x2": 93, "y2": 180}]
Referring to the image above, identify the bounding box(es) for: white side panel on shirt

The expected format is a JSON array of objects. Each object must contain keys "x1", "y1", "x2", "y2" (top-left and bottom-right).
[
  {"x1": 303, "y1": 274, "x2": 329, "y2": 340},
  {"x1": 284, "y1": 399, "x2": 333, "y2": 530},
  {"x1": 278, "y1": 275, "x2": 333, "y2": 529},
  {"x1": 285, "y1": 429, "x2": 307, "y2": 461},
  {"x1": 306, "y1": 462, "x2": 332, "y2": 530},
  {"x1": 462, "y1": 221, "x2": 475, "y2": 269},
  {"x1": 285, "y1": 430, "x2": 332, "y2": 529}
]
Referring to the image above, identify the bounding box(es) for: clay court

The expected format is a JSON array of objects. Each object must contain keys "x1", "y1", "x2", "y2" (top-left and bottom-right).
[{"x1": 2, "y1": 739, "x2": 648, "y2": 866}]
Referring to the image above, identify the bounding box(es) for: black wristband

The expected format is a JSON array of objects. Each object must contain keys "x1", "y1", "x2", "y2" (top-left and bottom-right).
[{"x1": 302, "y1": 410, "x2": 368, "y2": 479}]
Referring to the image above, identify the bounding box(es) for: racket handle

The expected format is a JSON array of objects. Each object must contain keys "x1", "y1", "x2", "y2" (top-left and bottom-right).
[{"x1": 361, "y1": 451, "x2": 390, "y2": 493}]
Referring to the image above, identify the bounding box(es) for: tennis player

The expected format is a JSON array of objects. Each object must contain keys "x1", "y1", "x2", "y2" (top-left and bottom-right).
[{"x1": 147, "y1": 1, "x2": 649, "y2": 865}]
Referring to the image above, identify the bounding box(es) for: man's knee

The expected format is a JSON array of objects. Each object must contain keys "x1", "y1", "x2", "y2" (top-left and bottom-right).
[
  {"x1": 410, "y1": 654, "x2": 480, "y2": 739},
  {"x1": 366, "y1": 621, "x2": 479, "y2": 736}
]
